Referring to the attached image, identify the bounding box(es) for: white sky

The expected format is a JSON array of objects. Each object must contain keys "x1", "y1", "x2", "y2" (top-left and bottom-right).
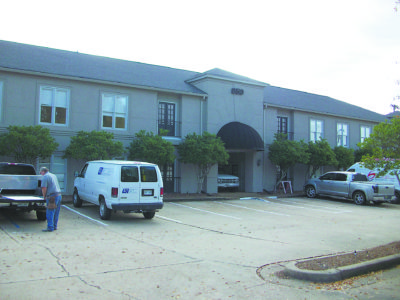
[{"x1": 1, "y1": 0, "x2": 400, "y2": 114}]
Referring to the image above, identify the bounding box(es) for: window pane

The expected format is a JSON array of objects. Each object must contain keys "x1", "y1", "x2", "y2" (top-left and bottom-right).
[
  {"x1": 103, "y1": 115, "x2": 112, "y2": 127},
  {"x1": 115, "y1": 96, "x2": 127, "y2": 113},
  {"x1": 102, "y1": 95, "x2": 114, "y2": 112},
  {"x1": 121, "y1": 166, "x2": 139, "y2": 182},
  {"x1": 140, "y1": 166, "x2": 158, "y2": 182},
  {"x1": 55, "y1": 107, "x2": 66, "y2": 124},
  {"x1": 115, "y1": 116, "x2": 126, "y2": 129},
  {"x1": 55, "y1": 89, "x2": 67, "y2": 107},
  {"x1": 40, "y1": 105, "x2": 52, "y2": 123},
  {"x1": 40, "y1": 88, "x2": 53, "y2": 106}
]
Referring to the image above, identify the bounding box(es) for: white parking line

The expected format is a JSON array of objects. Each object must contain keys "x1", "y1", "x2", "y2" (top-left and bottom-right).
[
  {"x1": 156, "y1": 215, "x2": 183, "y2": 223},
  {"x1": 266, "y1": 199, "x2": 352, "y2": 214},
  {"x1": 169, "y1": 202, "x2": 242, "y2": 220},
  {"x1": 214, "y1": 201, "x2": 291, "y2": 217},
  {"x1": 62, "y1": 205, "x2": 108, "y2": 226}
]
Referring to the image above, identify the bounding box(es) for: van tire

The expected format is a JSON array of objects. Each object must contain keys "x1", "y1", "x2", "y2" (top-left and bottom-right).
[
  {"x1": 353, "y1": 191, "x2": 366, "y2": 205},
  {"x1": 143, "y1": 211, "x2": 155, "y2": 219},
  {"x1": 73, "y1": 190, "x2": 83, "y2": 208},
  {"x1": 99, "y1": 197, "x2": 111, "y2": 220}
]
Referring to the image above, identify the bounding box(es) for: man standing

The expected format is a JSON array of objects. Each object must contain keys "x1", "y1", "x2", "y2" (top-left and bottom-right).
[{"x1": 40, "y1": 167, "x2": 62, "y2": 232}]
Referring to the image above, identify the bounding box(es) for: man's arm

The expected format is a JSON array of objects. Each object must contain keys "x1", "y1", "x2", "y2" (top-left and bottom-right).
[{"x1": 42, "y1": 187, "x2": 47, "y2": 199}]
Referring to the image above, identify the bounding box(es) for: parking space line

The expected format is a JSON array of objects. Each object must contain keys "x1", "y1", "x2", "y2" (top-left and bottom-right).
[
  {"x1": 265, "y1": 199, "x2": 352, "y2": 214},
  {"x1": 214, "y1": 201, "x2": 291, "y2": 217},
  {"x1": 169, "y1": 202, "x2": 242, "y2": 220},
  {"x1": 156, "y1": 215, "x2": 183, "y2": 223},
  {"x1": 62, "y1": 205, "x2": 108, "y2": 226}
]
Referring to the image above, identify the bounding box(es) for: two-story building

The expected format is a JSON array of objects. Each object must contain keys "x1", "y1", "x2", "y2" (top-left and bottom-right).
[{"x1": 0, "y1": 40, "x2": 386, "y2": 194}]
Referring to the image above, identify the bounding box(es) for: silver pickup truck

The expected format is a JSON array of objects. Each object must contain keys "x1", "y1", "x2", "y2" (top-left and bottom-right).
[
  {"x1": 0, "y1": 162, "x2": 46, "y2": 220},
  {"x1": 304, "y1": 171, "x2": 395, "y2": 205}
]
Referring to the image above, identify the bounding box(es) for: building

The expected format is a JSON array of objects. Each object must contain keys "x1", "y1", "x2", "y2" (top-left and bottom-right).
[{"x1": 0, "y1": 40, "x2": 386, "y2": 194}]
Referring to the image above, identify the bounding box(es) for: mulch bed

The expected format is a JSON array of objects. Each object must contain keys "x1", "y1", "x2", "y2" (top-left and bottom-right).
[{"x1": 296, "y1": 241, "x2": 400, "y2": 271}]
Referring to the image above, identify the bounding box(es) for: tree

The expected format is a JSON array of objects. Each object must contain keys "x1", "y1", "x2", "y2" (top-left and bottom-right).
[
  {"x1": 360, "y1": 117, "x2": 400, "y2": 185},
  {"x1": 354, "y1": 146, "x2": 373, "y2": 163},
  {"x1": 268, "y1": 133, "x2": 309, "y2": 188},
  {"x1": 333, "y1": 146, "x2": 354, "y2": 170},
  {"x1": 64, "y1": 130, "x2": 124, "y2": 161},
  {"x1": 127, "y1": 130, "x2": 175, "y2": 166},
  {"x1": 177, "y1": 132, "x2": 229, "y2": 193},
  {"x1": 306, "y1": 139, "x2": 337, "y2": 178},
  {"x1": 0, "y1": 125, "x2": 58, "y2": 165}
]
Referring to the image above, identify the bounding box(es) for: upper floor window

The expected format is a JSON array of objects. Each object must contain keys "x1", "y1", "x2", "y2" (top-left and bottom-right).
[
  {"x1": 102, "y1": 93, "x2": 127, "y2": 130},
  {"x1": 39, "y1": 86, "x2": 69, "y2": 126},
  {"x1": 310, "y1": 119, "x2": 323, "y2": 142},
  {"x1": 158, "y1": 102, "x2": 176, "y2": 136},
  {"x1": 360, "y1": 126, "x2": 371, "y2": 143},
  {"x1": 277, "y1": 116, "x2": 288, "y2": 134},
  {"x1": 337, "y1": 123, "x2": 349, "y2": 147}
]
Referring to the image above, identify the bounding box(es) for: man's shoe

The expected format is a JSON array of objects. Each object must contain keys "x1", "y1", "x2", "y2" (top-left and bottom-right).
[{"x1": 42, "y1": 229, "x2": 53, "y2": 232}]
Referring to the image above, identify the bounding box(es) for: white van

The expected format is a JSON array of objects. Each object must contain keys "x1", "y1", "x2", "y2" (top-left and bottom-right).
[
  {"x1": 73, "y1": 160, "x2": 164, "y2": 220},
  {"x1": 347, "y1": 162, "x2": 400, "y2": 202}
]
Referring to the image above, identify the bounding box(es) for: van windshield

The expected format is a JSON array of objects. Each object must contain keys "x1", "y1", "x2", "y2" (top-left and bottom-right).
[
  {"x1": 140, "y1": 166, "x2": 158, "y2": 182},
  {"x1": 121, "y1": 166, "x2": 139, "y2": 182}
]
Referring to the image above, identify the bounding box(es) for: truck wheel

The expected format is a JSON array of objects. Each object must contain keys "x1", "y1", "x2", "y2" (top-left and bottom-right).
[
  {"x1": 353, "y1": 191, "x2": 366, "y2": 205},
  {"x1": 73, "y1": 190, "x2": 83, "y2": 208},
  {"x1": 99, "y1": 197, "x2": 111, "y2": 220},
  {"x1": 36, "y1": 210, "x2": 46, "y2": 221},
  {"x1": 305, "y1": 185, "x2": 316, "y2": 198},
  {"x1": 143, "y1": 211, "x2": 155, "y2": 219},
  {"x1": 393, "y1": 191, "x2": 400, "y2": 204}
]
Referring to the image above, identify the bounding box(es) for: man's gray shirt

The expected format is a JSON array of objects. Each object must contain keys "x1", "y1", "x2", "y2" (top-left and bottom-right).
[{"x1": 41, "y1": 172, "x2": 61, "y2": 196}]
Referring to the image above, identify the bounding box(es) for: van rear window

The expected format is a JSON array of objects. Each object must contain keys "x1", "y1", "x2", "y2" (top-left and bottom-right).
[
  {"x1": 140, "y1": 166, "x2": 158, "y2": 182},
  {"x1": 121, "y1": 166, "x2": 139, "y2": 182}
]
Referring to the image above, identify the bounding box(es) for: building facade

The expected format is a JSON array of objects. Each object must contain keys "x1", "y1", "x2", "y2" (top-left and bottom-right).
[{"x1": 0, "y1": 41, "x2": 386, "y2": 194}]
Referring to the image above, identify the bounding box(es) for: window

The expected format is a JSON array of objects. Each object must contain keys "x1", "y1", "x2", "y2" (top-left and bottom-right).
[
  {"x1": 39, "y1": 86, "x2": 69, "y2": 125},
  {"x1": 310, "y1": 119, "x2": 323, "y2": 142},
  {"x1": 0, "y1": 81, "x2": 3, "y2": 121},
  {"x1": 337, "y1": 123, "x2": 349, "y2": 147},
  {"x1": 121, "y1": 166, "x2": 139, "y2": 182},
  {"x1": 277, "y1": 116, "x2": 288, "y2": 134},
  {"x1": 102, "y1": 93, "x2": 127, "y2": 129},
  {"x1": 158, "y1": 102, "x2": 176, "y2": 136},
  {"x1": 140, "y1": 166, "x2": 158, "y2": 182},
  {"x1": 360, "y1": 126, "x2": 371, "y2": 143}
]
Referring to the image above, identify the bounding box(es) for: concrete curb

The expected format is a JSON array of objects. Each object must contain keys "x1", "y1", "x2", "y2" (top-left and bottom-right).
[{"x1": 284, "y1": 253, "x2": 400, "y2": 282}]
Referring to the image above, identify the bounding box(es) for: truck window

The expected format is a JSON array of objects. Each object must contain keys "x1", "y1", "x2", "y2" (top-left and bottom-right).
[
  {"x1": 336, "y1": 174, "x2": 347, "y2": 181},
  {"x1": 140, "y1": 166, "x2": 158, "y2": 182},
  {"x1": 352, "y1": 174, "x2": 368, "y2": 182},
  {"x1": 0, "y1": 163, "x2": 36, "y2": 175},
  {"x1": 121, "y1": 166, "x2": 139, "y2": 182}
]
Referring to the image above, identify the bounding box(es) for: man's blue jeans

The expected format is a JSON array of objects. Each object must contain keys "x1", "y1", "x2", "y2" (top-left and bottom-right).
[{"x1": 46, "y1": 195, "x2": 62, "y2": 231}]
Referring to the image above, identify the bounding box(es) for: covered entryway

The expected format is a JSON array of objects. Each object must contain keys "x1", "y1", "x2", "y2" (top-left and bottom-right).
[{"x1": 217, "y1": 122, "x2": 264, "y2": 192}]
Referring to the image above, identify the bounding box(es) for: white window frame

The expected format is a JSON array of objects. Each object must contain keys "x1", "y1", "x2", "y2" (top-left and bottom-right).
[
  {"x1": 39, "y1": 86, "x2": 70, "y2": 126},
  {"x1": 101, "y1": 93, "x2": 128, "y2": 130},
  {"x1": 310, "y1": 119, "x2": 324, "y2": 142},
  {"x1": 360, "y1": 126, "x2": 371, "y2": 143},
  {"x1": 337, "y1": 123, "x2": 349, "y2": 147}
]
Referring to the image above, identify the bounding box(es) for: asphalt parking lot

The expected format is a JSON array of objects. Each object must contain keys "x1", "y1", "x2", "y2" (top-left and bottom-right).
[{"x1": 1, "y1": 195, "x2": 400, "y2": 299}]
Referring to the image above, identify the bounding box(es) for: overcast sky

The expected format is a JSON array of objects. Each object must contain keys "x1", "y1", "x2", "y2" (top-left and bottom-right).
[{"x1": 2, "y1": 0, "x2": 399, "y2": 114}]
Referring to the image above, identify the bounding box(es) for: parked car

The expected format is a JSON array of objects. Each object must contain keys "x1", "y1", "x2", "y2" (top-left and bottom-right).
[
  {"x1": 217, "y1": 174, "x2": 239, "y2": 191},
  {"x1": 347, "y1": 162, "x2": 400, "y2": 203},
  {"x1": 304, "y1": 171, "x2": 394, "y2": 205},
  {"x1": 73, "y1": 160, "x2": 164, "y2": 220}
]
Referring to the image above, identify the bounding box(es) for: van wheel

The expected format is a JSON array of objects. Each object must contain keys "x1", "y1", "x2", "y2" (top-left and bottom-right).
[
  {"x1": 305, "y1": 185, "x2": 316, "y2": 198},
  {"x1": 143, "y1": 211, "x2": 155, "y2": 219},
  {"x1": 353, "y1": 191, "x2": 366, "y2": 205},
  {"x1": 73, "y1": 190, "x2": 83, "y2": 208},
  {"x1": 99, "y1": 198, "x2": 111, "y2": 220}
]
